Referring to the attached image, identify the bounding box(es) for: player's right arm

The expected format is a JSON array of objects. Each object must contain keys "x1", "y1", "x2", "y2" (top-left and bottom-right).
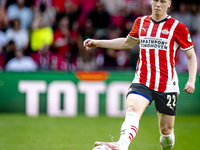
[
  {"x1": 83, "y1": 17, "x2": 141, "y2": 51},
  {"x1": 83, "y1": 36, "x2": 138, "y2": 51}
]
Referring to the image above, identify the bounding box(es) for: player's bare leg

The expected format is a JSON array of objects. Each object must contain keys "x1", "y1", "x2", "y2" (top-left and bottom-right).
[
  {"x1": 158, "y1": 112, "x2": 175, "y2": 150},
  {"x1": 94, "y1": 94, "x2": 149, "y2": 150},
  {"x1": 126, "y1": 93, "x2": 150, "y2": 116}
]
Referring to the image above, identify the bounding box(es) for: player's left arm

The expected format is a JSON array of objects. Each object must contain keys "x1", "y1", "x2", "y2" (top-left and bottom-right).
[{"x1": 184, "y1": 47, "x2": 197, "y2": 94}]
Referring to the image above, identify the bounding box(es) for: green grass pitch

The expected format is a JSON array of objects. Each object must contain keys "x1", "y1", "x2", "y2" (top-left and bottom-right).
[{"x1": 0, "y1": 114, "x2": 199, "y2": 150}]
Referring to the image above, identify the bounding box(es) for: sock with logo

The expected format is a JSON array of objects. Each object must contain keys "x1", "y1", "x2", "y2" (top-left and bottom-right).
[{"x1": 117, "y1": 112, "x2": 140, "y2": 150}]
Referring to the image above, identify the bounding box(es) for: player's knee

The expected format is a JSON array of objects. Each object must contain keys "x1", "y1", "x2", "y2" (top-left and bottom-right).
[
  {"x1": 127, "y1": 104, "x2": 137, "y2": 112},
  {"x1": 126, "y1": 94, "x2": 149, "y2": 115},
  {"x1": 160, "y1": 126, "x2": 173, "y2": 135},
  {"x1": 126, "y1": 97, "x2": 137, "y2": 112},
  {"x1": 126, "y1": 100, "x2": 141, "y2": 112}
]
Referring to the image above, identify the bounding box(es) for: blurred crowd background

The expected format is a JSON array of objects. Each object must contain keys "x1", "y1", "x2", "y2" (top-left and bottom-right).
[{"x1": 0, "y1": 0, "x2": 199, "y2": 72}]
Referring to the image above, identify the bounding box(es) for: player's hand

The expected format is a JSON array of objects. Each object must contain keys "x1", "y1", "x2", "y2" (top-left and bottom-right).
[
  {"x1": 183, "y1": 81, "x2": 195, "y2": 94},
  {"x1": 83, "y1": 39, "x2": 98, "y2": 50}
]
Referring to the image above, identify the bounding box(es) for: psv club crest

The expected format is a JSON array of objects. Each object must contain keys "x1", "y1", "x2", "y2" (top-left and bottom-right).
[{"x1": 161, "y1": 28, "x2": 170, "y2": 35}]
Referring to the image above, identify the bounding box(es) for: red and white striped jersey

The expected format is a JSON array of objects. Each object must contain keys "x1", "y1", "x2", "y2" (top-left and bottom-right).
[{"x1": 128, "y1": 15, "x2": 193, "y2": 94}]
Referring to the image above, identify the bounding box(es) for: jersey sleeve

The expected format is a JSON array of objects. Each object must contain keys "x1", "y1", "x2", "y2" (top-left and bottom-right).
[
  {"x1": 128, "y1": 17, "x2": 141, "y2": 40},
  {"x1": 175, "y1": 22, "x2": 193, "y2": 51}
]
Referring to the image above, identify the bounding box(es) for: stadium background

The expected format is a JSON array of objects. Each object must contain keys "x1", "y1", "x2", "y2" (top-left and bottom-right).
[{"x1": 0, "y1": 0, "x2": 200, "y2": 150}]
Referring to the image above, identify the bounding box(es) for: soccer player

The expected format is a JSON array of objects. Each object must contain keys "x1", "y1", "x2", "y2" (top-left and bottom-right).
[{"x1": 83, "y1": 0, "x2": 197, "y2": 150}]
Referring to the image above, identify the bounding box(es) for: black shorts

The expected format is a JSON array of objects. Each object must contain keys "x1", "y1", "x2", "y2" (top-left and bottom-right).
[{"x1": 126, "y1": 83, "x2": 178, "y2": 116}]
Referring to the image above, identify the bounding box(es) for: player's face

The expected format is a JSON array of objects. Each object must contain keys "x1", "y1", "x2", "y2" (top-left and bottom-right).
[{"x1": 151, "y1": 0, "x2": 171, "y2": 17}]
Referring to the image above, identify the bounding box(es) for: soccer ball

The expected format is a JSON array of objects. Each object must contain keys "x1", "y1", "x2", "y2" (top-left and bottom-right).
[{"x1": 92, "y1": 145, "x2": 112, "y2": 150}]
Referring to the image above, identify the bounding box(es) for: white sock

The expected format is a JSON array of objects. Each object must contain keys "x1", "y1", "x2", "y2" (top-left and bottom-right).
[
  {"x1": 160, "y1": 130, "x2": 175, "y2": 150},
  {"x1": 118, "y1": 112, "x2": 140, "y2": 150}
]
